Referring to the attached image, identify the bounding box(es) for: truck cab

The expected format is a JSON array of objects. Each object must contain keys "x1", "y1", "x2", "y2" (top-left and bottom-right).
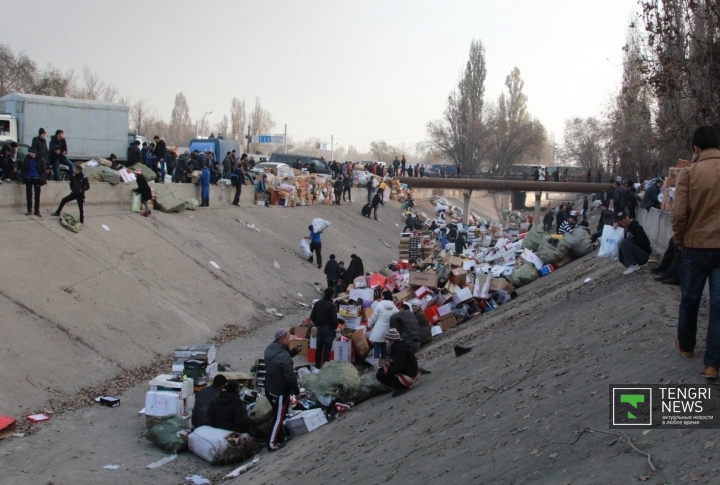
[{"x1": 0, "y1": 113, "x2": 19, "y2": 145}]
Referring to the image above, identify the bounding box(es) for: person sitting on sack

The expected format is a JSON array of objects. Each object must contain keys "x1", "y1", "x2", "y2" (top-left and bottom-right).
[
  {"x1": 210, "y1": 380, "x2": 271, "y2": 434},
  {"x1": 558, "y1": 214, "x2": 576, "y2": 235},
  {"x1": 614, "y1": 211, "x2": 652, "y2": 275},
  {"x1": 192, "y1": 374, "x2": 227, "y2": 429},
  {"x1": 376, "y1": 328, "x2": 420, "y2": 397}
]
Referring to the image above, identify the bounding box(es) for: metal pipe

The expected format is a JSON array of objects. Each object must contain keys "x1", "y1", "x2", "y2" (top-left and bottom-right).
[{"x1": 396, "y1": 177, "x2": 613, "y2": 193}]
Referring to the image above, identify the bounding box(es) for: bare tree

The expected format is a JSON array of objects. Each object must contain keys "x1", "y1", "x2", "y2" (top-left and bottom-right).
[
  {"x1": 31, "y1": 65, "x2": 74, "y2": 97},
  {"x1": 215, "y1": 115, "x2": 229, "y2": 139},
  {"x1": 560, "y1": 117, "x2": 606, "y2": 173},
  {"x1": 130, "y1": 100, "x2": 160, "y2": 137},
  {"x1": 427, "y1": 39, "x2": 490, "y2": 174},
  {"x1": 230, "y1": 97, "x2": 247, "y2": 149},
  {"x1": 249, "y1": 97, "x2": 275, "y2": 136},
  {"x1": 0, "y1": 44, "x2": 37, "y2": 96},
  {"x1": 167, "y1": 92, "x2": 194, "y2": 146},
  {"x1": 369, "y1": 140, "x2": 401, "y2": 162},
  {"x1": 71, "y1": 66, "x2": 119, "y2": 102}
]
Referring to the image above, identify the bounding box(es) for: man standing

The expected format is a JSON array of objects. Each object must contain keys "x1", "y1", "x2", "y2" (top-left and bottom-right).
[
  {"x1": 222, "y1": 151, "x2": 233, "y2": 179},
  {"x1": 51, "y1": 165, "x2": 90, "y2": 223},
  {"x1": 199, "y1": 162, "x2": 211, "y2": 207},
  {"x1": 672, "y1": 125, "x2": 720, "y2": 379},
  {"x1": 555, "y1": 204, "x2": 566, "y2": 234},
  {"x1": 31, "y1": 128, "x2": 49, "y2": 174},
  {"x1": 612, "y1": 181, "x2": 627, "y2": 215},
  {"x1": 641, "y1": 179, "x2": 663, "y2": 211},
  {"x1": 456, "y1": 163, "x2": 461, "y2": 178},
  {"x1": 342, "y1": 174, "x2": 353, "y2": 203},
  {"x1": 324, "y1": 254, "x2": 340, "y2": 291},
  {"x1": 192, "y1": 374, "x2": 227, "y2": 429},
  {"x1": 400, "y1": 155, "x2": 406, "y2": 177},
  {"x1": 264, "y1": 329, "x2": 301, "y2": 451},
  {"x1": 310, "y1": 287, "x2": 338, "y2": 369},
  {"x1": 392, "y1": 157, "x2": 400, "y2": 177},
  {"x1": 582, "y1": 196, "x2": 589, "y2": 221},
  {"x1": 344, "y1": 254, "x2": 364, "y2": 287},
  {"x1": 306, "y1": 225, "x2": 322, "y2": 268},
  {"x1": 370, "y1": 191, "x2": 384, "y2": 220},
  {"x1": 614, "y1": 211, "x2": 651, "y2": 275},
  {"x1": 153, "y1": 135, "x2": 167, "y2": 182},
  {"x1": 230, "y1": 161, "x2": 244, "y2": 206},
  {"x1": 23, "y1": 148, "x2": 46, "y2": 216}
]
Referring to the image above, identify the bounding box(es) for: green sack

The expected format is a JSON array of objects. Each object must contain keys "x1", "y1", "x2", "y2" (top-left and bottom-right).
[
  {"x1": 153, "y1": 185, "x2": 185, "y2": 213},
  {"x1": 184, "y1": 198, "x2": 199, "y2": 211},
  {"x1": 145, "y1": 415, "x2": 189, "y2": 453},
  {"x1": 355, "y1": 372, "x2": 394, "y2": 403},
  {"x1": 249, "y1": 394, "x2": 273, "y2": 438},
  {"x1": 298, "y1": 361, "x2": 362, "y2": 404},
  {"x1": 562, "y1": 228, "x2": 593, "y2": 258},
  {"x1": 522, "y1": 224, "x2": 546, "y2": 252},
  {"x1": 536, "y1": 237, "x2": 571, "y2": 265},
  {"x1": 60, "y1": 213, "x2": 82, "y2": 233},
  {"x1": 508, "y1": 263, "x2": 539, "y2": 288}
]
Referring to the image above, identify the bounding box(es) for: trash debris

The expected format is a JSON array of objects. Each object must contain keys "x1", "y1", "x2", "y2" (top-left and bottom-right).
[
  {"x1": 274, "y1": 260, "x2": 280, "y2": 269},
  {"x1": 103, "y1": 464, "x2": 121, "y2": 470},
  {"x1": 185, "y1": 475, "x2": 211, "y2": 485},
  {"x1": 265, "y1": 308, "x2": 277, "y2": 314},
  {"x1": 101, "y1": 224, "x2": 111, "y2": 232},
  {"x1": 60, "y1": 213, "x2": 82, "y2": 233},
  {"x1": 12, "y1": 433, "x2": 24, "y2": 438},
  {"x1": 147, "y1": 454, "x2": 178, "y2": 469},
  {"x1": 298, "y1": 302, "x2": 309, "y2": 307},
  {"x1": 314, "y1": 282, "x2": 323, "y2": 294},
  {"x1": 237, "y1": 219, "x2": 260, "y2": 232},
  {"x1": 584, "y1": 278, "x2": 592, "y2": 283},
  {"x1": 454, "y1": 346, "x2": 472, "y2": 357},
  {"x1": 380, "y1": 240, "x2": 392, "y2": 248},
  {"x1": 224, "y1": 455, "x2": 261, "y2": 478},
  {"x1": 26, "y1": 414, "x2": 50, "y2": 423},
  {"x1": 210, "y1": 261, "x2": 220, "y2": 269}
]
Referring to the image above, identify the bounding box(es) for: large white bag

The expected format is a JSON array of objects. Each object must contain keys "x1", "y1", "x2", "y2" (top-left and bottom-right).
[
  {"x1": 598, "y1": 225, "x2": 625, "y2": 260},
  {"x1": 300, "y1": 239, "x2": 312, "y2": 259},
  {"x1": 312, "y1": 218, "x2": 332, "y2": 233},
  {"x1": 188, "y1": 426, "x2": 258, "y2": 466}
]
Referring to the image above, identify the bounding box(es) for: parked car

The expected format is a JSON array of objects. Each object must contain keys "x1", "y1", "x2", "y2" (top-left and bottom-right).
[
  {"x1": 251, "y1": 162, "x2": 294, "y2": 179},
  {"x1": 268, "y1": 153, "x2": 331, "y2": 174}
]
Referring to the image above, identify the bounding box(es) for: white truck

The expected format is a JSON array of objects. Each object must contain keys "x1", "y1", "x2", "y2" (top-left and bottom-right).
[{"x1": 0, "y1": 93, "x2": 130, "y2": 173}]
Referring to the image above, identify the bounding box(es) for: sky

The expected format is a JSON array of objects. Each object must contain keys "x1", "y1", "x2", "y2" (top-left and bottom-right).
[{"x1": 6, "y1": 0, "x2": 637, "y2": 153}]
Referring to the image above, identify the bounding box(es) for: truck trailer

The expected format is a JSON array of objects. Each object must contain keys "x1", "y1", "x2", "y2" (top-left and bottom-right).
[{"x1": 0, "y1": 93, "x2": 130, "y2": 163}]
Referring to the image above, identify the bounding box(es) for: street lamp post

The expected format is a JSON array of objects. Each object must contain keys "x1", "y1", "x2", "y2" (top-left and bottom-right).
[{"x1": 200, "y1": 111, "x2": 212, "y2": 138}]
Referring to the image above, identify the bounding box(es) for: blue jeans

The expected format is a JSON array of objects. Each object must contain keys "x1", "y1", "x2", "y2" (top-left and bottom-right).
[
  {"x1": 678, "y1": 248, "x2": 720, "y2": 367},
  {"x1": 53, "y1": 156, "x2": 74, "y2": 181},
  {"x1": 373, "y1": 342, "x2": 387, "y2": 360},
  {"x1": 315, "y1": 326, "x2": 335, "y2": 369}
]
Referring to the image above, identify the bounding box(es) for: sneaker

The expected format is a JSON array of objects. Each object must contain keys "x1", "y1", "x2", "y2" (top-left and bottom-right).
[
  {"x1": 701, "y1": 366, "x2": 718, "y2": 379},
  {"x1": 623, "y1": 264, "x2": 641, "y2": 275},
  {"x1": 50, "y1": 212, "x2": 60, "y2": 217},
  {"x1": 675, "y1": 338, "x2": 694, "y2": 358},
  {"x1": 392, "y1": 387, "x2": 410, "y2": 398},
  {"x1": 267, "y1": 442, "x2": 286, "y2": 452}
]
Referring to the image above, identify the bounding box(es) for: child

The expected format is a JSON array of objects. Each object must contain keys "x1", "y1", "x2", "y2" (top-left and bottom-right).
[
  {"x1": 199, "y1": 162, "x2": 211, "y2": 207},
  {"x1": 362, "y1": 203, "x2": 371, "y2": 218},
  {"x1": 134, "y1": 169, "x2": 153, "y2": 217}
]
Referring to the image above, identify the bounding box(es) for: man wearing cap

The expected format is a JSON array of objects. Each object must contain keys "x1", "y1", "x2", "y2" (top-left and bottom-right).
[
  {"x1": 614, "y1": 211, "x2": 651, "y2": 275},
  {"x1": 672, "y1": 125, "x2": 720, "y2": 379},
  {"x1": 558, "y1": 214, "x2": 577, "y2": 235},
  {"x1": 310, "y1": 287, "x2": 338, "y2": 369},
  {"x1": 264, "y1": 329, "x2": 302, "y2": 451},
  {"x1": 51, "y1": 165, "x2": 90, "y2": 223},
  {"x1": 377, "y1": 328, "x2": 419, "y2": 397}
]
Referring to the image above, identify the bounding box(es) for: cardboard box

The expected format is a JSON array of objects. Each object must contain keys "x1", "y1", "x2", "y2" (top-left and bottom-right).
[
  {"x1": 339, "y1": 305, "x2": 362, "y2": 318},
  {"x1": 0, "y1": 415, "x2": 17, "y2": 440},
  {"x1": 425, "y1": 305, "x2": 441, "y2": 324},
  {"x1": 414, "y1": 286, "x2": 431, "y2": 299},
  {"x1": 444, "y1": 256, "x2": 465, "y2": 267},
  {"x1": 174, "y1": 344, "x2": 217, "y2": 364},
  {"x1": 191, "y1": 170, "x2": 202, "y2": 184},
  {"x1": 349, "y1": 288, "x2": 375, "y2": 303},
  {"x1": 205, "y1": 362, "x2": 219, "y2": 381},
  {"x1": 290, "y1": 325, "x2": 311, "y2": 339},
  {"x1": 408, "y1": 271, "x2": 439, "y2": 288},
  {"x1": 363, "y1": 308, "x2": 373, "y2": 319},
  {"x1": 437, "y1": 303, "x2": 454, "y2": 317},
  {"x1": 351, "y1": 329, "x2": 370, "y2": 358},
  {"x1": 99, "y1": 396, "x2": 121, "y2": 408},
  {"x1": 489, "y1": 278, "x2": 515, "y2": 293},
  {"x1": 438, "y1": 313, "x2": 457, "y2": 331},
  {"x1": 393, "y1": 287, "x2": 416, "y2": 303},
  {"x1": 452, "y1": 267, "x2": 467, "y2": 287},
  {"x1": 539, "y1": 264, "x2": 554, "y2": 276},
  {"x1": 290, "y1": 337, "x2": 309, "y2": 356},
  {"x1": 332, "y1": 339, "x2": 354, "y2": 362},
  {"x1": 341, "y1": 316, "x2": 362, "y2": 329},
  {"x1": 451, "y1": 287, "x2": 474, "y2": 305},
  {"x1": 285, "y1": 408, "x2": 328, "y2": 436},
  {"x1": 145, "y1": 390, "x2": 184, "y2": 417},
  {"x1": 554, "y1": 255, "x2": 573, "y2": 268},
  {"x1": 149, "y1": 374, "x2": 194, "y2": 399}
]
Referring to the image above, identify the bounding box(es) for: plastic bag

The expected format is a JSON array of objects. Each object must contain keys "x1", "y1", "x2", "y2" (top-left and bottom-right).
[
  {"x1": 537, "y1": 237, "x2": 571, "y2": 265},
  {"x1": 312, "y1": 218, "x2": 332, "y2": 233},
  {"x1": 300, "y1": 239, "x2": 312, "y2": 259},
  {"x1": 522, "y1": 224, "x2": 546, "y2": 251},
  {"x1": 453, "y1": 304, "x2": 470, "y2": 323},
  {"x1": 563, "y1": 228, "x2": 593, "y2": 258},
  {"x1": 131, "y1": 192, "x2": 142, "y2": 212},
  {"x1": 145, "y1": 415, "x2": 189, "y2": 453},
  {"x1": 598, "y1": 225, "x2": 624, "y2": 260}
]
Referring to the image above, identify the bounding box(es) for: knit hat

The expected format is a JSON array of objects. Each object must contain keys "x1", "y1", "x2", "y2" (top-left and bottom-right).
[
  {"x1": 385, "y1": 328, "x2": 402, "y2": 341},
  {"x1": 408, "y1": 298, "x2": 423, "y2": 308},
  {"x1": 274, "y1": 328, "x2": 289, "y2": 340}
]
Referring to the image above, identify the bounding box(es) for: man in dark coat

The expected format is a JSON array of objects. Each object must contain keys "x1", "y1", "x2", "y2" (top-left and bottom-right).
[
  {"x1": 31, "y1": 128, "x2": 49, "y2": 173},
  {"x1": 324, "y1": 254, "x2": 340, "y2": 291},
  {"x1": 23, "y1": 148, "x2": 47, "y2": 216},
  {"x1": 615, "y1": 211, "x2": 652, "y2": 275},
  {"x1": 612, "y1": 181, "x2": 627, "y2": 215},
  {"x1": 49, "y1": 130, "x2": 71, "y2": 181},
  {"x1": 344, "y1": 254, "x2": 364, "y2": 286},
  {"x1": 51, "y1": 165, "x2": 90, "y2": 223},
  {"x1": 455, "y1": 229, "x2": 467, "y2": 255},
  {"x1": 309, "y1": 288, "x2": 339, "y2": 369},
  {"x1": 641, "y1": 179, "x2": 663, "y2": 211},
  {"x1": 342, "y1": 174, "x2": 353, "y2": 202},
  {"x1": 555, "y1": 204, "x2": 566, "y2": 235},
  {"x1": 264, "y1": 329, "x2": 301, "y2": 451},
  {"x1": 376, "y1": 328, "x2": 419, "y2": 397},
  {"x1": 390, "y1": 304, "x2": 422, "y2": 353},
  {"x1": 409, "y1": 300, "x2": 432, "y2": 345},
  {"x1": 192, "y1": 374, "x2": 227, "y2": 429},
  {"x1": 152, "y1": 136, "x2": 167, "y2": 181},
  {"x1": 128, "y1": 140, "x2": 142, "y2": 166},
  {"x1": 370, "y1": 192, "x2": 384, "y2": 220},
  {"x1": 134, "y1": 170, "x2": 153, "y2": 217},
  {"x1": 210, "y1": 380, "x2": 270, "y2": 433}
]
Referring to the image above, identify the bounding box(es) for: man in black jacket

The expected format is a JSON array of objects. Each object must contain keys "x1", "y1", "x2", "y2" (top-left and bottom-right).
[
  {"x1": 153, "y1": 135, "x2": 167, "y2": 182},
  {"x1": 49, "y1": 130, "x2": 72, "y2": 181},
  {"x1": 31, "y1": 128, "x2": 49, "y2": 175},
  {"x1": 324, "y1": 255, "x2": 340, "y2": 291},
  {"x1": 641, "y1": 179, "x2": 663, "y2": 211},
  {"x1": 127, "y1": 140, "x2": 142, "y2": 166},
  {"x1": 390, "y1": 304, "x2": 422, "y2": 353},
  {"x1": 344, "y1": 254, "x2": 364, "y2": 287},
  {"x1": 612, "y1": 181, "x2": 627, "y2": 215},
  {"x1": 192, "y1": 374, "x2": 227, "y2": 429},
  {"x1": 210, "y1": 380, "x2": 270, "y2": 433},
  {"x1": 615, "y1": 211, "x2": 652, "y2": 275},
  {"x1": 264, "y1": 329, "x2": 301, "y2": 451},
  {"x1": 371, "y1": 192, "x2": 384, "y2": 220},
  {"x1": 51, "y1": 165, "x2": 90, "y2": 223},
  {"x1": 342, "y1": 174, "x2": 353, "y2": 202},
  {"x1": 555, "y1": 204, "x2": 566, "y2": 234},
  {"x1": 310, "y1": 287, "x2": 339, "y2": 369},
  {"x1": 376, "y1": 328, "x2": 419, "y2": 397}
]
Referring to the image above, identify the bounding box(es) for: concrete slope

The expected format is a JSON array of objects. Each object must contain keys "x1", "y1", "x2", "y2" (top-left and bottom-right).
[
  {"x1": 235, "y1": 255, "x2": 713, "y2": 485},
  {"x1": 0, "y1": 198, "x2": 400, "y2": 411}
]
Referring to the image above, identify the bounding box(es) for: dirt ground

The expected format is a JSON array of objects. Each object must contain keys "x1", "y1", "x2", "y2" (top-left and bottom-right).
[{"x1": 2, "y1": 196, "x2": 717, "y2": 485}]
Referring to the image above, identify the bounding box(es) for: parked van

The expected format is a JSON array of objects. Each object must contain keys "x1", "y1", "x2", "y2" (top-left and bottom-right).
[{"x1": 268, "y1": 153, "x2": 331, "y2": 174}]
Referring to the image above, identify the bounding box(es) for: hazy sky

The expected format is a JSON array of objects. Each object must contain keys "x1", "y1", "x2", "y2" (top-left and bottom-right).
[{"x1": 6, "y1": 0, "x2": 636, "y2": 153}]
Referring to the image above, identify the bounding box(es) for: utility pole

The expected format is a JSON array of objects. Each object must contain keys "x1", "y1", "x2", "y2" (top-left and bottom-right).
[
  {"x1": 284, "y1": 124, "x2": 287, "y2": 154},
  {"x1": 246, "y1": 125, "x2": 251, "y2": 154},
  {"x1": 330, "y1": 134, "x2": 334, "y2": 161}
]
